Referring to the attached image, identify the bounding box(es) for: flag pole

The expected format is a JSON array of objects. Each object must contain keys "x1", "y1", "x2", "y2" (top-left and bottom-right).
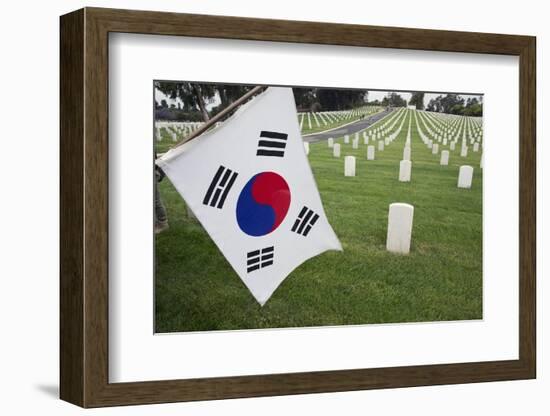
[{"x1": 171, "y1": 85, "x2": 266, "y2": 150}]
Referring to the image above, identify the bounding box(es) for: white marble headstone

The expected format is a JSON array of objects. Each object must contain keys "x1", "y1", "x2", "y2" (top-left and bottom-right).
[
  {"x1": 399, "y1": 160, "x2": 412, "y2": 182},
  {"x1": 367, "y1": 145, "x2": 375, "y2": 160},
  {"x1": 440, "y1": 150, "x2": 449, "y2": 166},
  {"x1": 344, "y1": 156, "x2": 356, "y2": 177},
  {"x1": 386, "y1": 203, "x2": 414, "y2": 254},
  {"x1": 457, "y1": 165, "x2": 473, "y2": 188},
  {"x1": 333, "y1": 143, "x2": 341, "y2": 157}
]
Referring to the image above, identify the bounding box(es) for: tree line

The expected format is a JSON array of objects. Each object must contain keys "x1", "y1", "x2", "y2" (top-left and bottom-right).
[
  {"x1": 155, "y1": 82, "x2": 254, "y2": 122},
  {"x1": 154, "y1": 82, "x2": 374, "y2": 121},
  {"x1": 154, "y1": 82, "x2": 482, "y2": 121},
  {"x1": 425, "y1": 94, "x2": 483, "y2": 116},
  {"x1": 292, "y1": 88, "x2": 368, "y2": 112}
]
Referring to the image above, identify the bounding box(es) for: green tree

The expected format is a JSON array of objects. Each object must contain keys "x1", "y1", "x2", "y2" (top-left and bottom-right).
[
  {"x1": 154, "y1": 81, "x2": 217, "y2": 119},
  {"x1": 217, "y1": 85, "x2": 254, "y2": 108},
  {"x1": 440, "y1": 94, "x2": 465, "y2": 113},
  {"x1": 426, "y1": 94, "x2": 482, "y2": 116},
  {"x1": 292, "y1": 88, "x2": 368, "y2": 112},
  {"x1": 463, "y1": 97, "x2": 483, "y2": 116},
  {"x1": 381, "y1": 92, "x2": 407, "y2": 107},
  {"x1": 408, "y1": 92, "x2": 425, "y2": 110},
  {"x1": 293, "y1": 88, "x2": 317, "y2": 111}
]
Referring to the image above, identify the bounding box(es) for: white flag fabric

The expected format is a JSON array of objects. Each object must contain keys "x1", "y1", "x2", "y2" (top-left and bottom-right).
[{"x1": 157, "y1": 87, "x2": 342, "y2": 305}]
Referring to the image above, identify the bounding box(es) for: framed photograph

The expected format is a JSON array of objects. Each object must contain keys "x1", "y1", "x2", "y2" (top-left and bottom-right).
[{"x1": 60, "y1": 7, "x2": 536, "y2": 408}]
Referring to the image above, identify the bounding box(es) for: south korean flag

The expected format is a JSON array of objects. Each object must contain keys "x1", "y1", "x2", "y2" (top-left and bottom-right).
[{"x1": 157, "y1": 87, "x2": 342, "y2": 305}]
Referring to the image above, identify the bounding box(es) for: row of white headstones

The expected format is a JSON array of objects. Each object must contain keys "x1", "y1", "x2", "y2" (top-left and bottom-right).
[
  {"x1": 154, "y1": 121, "x2": 207, "y2": 142},
  {"x1": 303, "y1": 108, "x2": 483, "y2": 254},
  {"x1": 303, "y1": 108, "x2": 482, "y2": 187},
  {"x1": 298, "y1": 106, "x2": 382, "y2": 130}
]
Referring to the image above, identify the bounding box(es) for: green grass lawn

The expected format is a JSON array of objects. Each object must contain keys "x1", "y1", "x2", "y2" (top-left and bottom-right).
[
  {"x1": 155, "y1": 110, "x2": 483, "y2": 333},
  {"x1": 299, "y1": 116, "x2": 352, "y2": 135},
  {"x1": 155, "y1": 128, "x2": 187, "y2": 154}
]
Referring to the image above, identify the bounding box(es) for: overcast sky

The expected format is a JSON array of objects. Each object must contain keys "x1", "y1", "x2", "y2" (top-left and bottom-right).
[{"x1": 155, "y1": 87, "x2": 482, "y2": 111}]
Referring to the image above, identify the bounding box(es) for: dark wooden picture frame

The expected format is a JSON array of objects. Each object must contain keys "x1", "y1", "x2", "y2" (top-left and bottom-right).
[{"x1": 60, "y1": 7, "x2": 536, "y2": 408}]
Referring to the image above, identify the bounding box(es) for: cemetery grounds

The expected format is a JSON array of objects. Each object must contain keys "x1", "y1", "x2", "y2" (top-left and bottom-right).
[{"x1": 154, "y1": 108, "x2": 483, "y2": 332}]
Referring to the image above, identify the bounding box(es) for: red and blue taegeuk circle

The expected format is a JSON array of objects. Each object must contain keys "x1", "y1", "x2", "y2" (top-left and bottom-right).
[{"x1": 236, "y1": 172, "x2": 291, "y2": 237}]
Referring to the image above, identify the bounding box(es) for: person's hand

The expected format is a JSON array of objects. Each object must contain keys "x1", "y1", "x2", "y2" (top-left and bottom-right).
[{"x1": 155, "y1": 166, "x2": 166, "y2": 182}]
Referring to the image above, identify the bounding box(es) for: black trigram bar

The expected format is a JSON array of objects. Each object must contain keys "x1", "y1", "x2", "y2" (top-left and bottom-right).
[
  {"x1": 291, "y1": 206, "x2": 320, "y2": 237},
  {"x1": 202, "y1": 165, "x2": 238, "y2": 209},
  {"x1": 247, "y1": 246, "x2": 274, "y2": 273},
  {"x1": 256, "y1": 131, "x2": 288, "y2": 157}
]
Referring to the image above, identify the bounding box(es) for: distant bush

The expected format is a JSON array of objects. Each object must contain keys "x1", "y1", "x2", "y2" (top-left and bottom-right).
[
  {"x1": 311, "y1": 102, "x2": 322, "y2": 113},
  {"x1": 155, "y1": 108, "x2": 204, "y2": 122}
]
